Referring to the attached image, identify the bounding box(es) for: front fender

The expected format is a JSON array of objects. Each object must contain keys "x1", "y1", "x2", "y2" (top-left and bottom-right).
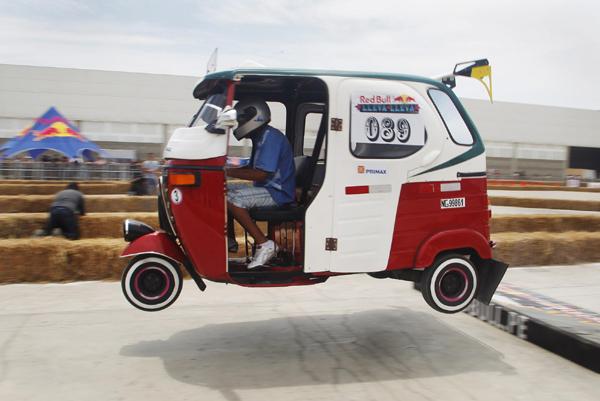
[
  {"x1": 414, "y1": 228, "x2": 492, "y2": 269},
  {"x1": 120, "y1": 232, "x2": 186, "y2": 265}
]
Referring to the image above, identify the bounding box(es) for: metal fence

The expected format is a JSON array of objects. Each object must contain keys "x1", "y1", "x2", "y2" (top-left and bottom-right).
[{"x1": 0, "y1": 161, "x2": 141, "y2": 181}]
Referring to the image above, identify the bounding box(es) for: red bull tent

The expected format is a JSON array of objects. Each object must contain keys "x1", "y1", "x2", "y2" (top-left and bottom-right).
[
  {"x1": 0, "y1": 122, "x2": 33, "y2": 156},
  {"x1": 0, "y1": 107, "x2": 112, "y2": 161}
]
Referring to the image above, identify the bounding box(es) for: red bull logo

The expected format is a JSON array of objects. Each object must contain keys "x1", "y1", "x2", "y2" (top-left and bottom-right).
[
  {"x1": 16, "y1": 123, "x2": 33, "y2": 137},
  {"x1": 33, "y1": 122, "x2": 87, "y2": 142},
  {"x1": 38, "y1": 116, "x2": 69, "y2": 125},
  {"x1": 393, "y1": 95, "x2": 418, "y2": 104}
]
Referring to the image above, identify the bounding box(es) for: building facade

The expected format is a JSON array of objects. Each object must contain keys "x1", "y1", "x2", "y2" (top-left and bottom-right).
[{"x1": 1, "y1": 64, "x2": 599, "y2": 178}]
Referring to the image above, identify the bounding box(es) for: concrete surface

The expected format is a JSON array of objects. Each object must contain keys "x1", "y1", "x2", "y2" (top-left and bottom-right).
[
  {"x1": 501, "y1": 263, "x2": 600, "y2": 313},
  {"x1": 1, "y1": 275, "x2": 599, "y2": 401}
]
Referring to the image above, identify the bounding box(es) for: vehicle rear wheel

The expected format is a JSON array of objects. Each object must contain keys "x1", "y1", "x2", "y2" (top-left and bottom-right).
[
  {"x1": 421, "y1": 254, "x2": 478, "y2": 314},
  {"x1": 121, "y1": 255, "x2": 183, "y2": 312}
]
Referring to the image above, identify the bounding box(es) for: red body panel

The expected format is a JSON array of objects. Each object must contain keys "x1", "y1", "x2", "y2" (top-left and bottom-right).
[
  {"x1": 386, "y1": 177, "x2": 490, "y2": 270},
  {"x1": 166, "y1": 158, "x2": 229, "y2": 281},
  {"x1": 120, "y1": 231, "x2": 187, "y2": 265},
  {"x1": 414, "y1": 228, "x2": 492, "y2": 268}
]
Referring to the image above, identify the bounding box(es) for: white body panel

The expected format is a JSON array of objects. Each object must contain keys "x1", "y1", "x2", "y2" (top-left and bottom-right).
[
  {"x1": 163, "y1": 126, "x2": 228, "y2": 160},
  {"x1": 304, "y1": 77, "x2": 484, "y2": 273}
]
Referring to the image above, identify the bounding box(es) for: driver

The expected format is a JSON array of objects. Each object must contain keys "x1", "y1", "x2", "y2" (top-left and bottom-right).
[{"x1": 226, "y1": 97, "x2": 296, "y2": 269}]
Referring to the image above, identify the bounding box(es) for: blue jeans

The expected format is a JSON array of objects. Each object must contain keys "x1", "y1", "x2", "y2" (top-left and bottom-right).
[{"x1": 146, "y1": 177, "x2": 157, "y2": 195}]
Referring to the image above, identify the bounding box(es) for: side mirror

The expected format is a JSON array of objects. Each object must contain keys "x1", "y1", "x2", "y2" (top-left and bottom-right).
[
  {"x1": 206, "y1": 107, "x2": 238, "y2": 134},
  {"x1": 216, "y1": 107, "x2": 237, "y2": 127}
]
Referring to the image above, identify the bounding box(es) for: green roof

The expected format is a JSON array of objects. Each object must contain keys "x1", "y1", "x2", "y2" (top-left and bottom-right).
[{"x1": 204, "y1": 67, "x2": 444, "y2": 87}]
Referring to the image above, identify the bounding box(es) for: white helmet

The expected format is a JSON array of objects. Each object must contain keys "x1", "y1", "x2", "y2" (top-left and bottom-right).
[{"x1": 233, "y1": 97, "x2": 271, "y2": 140}]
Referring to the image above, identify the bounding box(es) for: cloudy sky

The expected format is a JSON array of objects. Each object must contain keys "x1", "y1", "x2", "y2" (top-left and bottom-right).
[{"x1": 1, "y1": 0, "x2": 598, "y2": 109}]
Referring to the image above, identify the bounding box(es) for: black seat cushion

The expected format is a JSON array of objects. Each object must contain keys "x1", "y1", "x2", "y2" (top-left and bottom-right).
[
  {"x1": 249, "y1": 205, "x2": 305, "y2": 222},
  {"x1": 246, "y1": 156, "x2": 312, "y2": 223}
]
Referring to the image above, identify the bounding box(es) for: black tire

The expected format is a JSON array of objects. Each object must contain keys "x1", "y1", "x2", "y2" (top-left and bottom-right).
[
  {"x1": 420, "y1": 254, "x2": 478, "y2": 314},
  {"x1": 121, "y1": 255, "x2": 183, "y2": 312}
]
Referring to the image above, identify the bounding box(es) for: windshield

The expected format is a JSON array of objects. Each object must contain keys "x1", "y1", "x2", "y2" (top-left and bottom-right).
[{"x1": 189, "y1": 87, "x2": 227, "y2": 127}]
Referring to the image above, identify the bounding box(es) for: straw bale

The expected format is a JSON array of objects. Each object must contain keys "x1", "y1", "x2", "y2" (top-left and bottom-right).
[
  {"x1": 0, "y1": 195, "x2": 158, "y2": 213},
  {"x1": 0, "y1": 182, "x2": 130, "y2": 195},
  {"x1": 490, "y1": 214, "x2": 600, "y2": 233},
  {"x1": 80, "y1": 213, "x2": 159, "y2": 239},
  {"x1": 7, "y1": 212, "x2": 600, "y2": 239},
  {"x1": 0, "y1": 238, "x2": 128, "y2": 284},
  {"x1": 492, "y1": 231, "x2": 600, "y2": 267},
  {"x1": 0, "y1": 213, "x2": 159, "y2": 239},
  {"x1": 85, "y1": 196, "x2": 158, "y2": 213},
  {"x1": 2, "y1": 230, "x2": 600, "y2": 284},
  {"x1": 0, "y1": 195, "x2": 55, "y2": 213},
  {"x1": 0, "y1": 180, "x2": 124, "y2": 185},
  {"x1": 0, "y1": 213, "x2": 47, "y2": 238},
  {"x1": 0, "y1": 237, "x2": 193, "y2": 284},
  {"x1": 487, "y1": 180, "x2": 564, "y2": 187},
  {"x1": 490, "y1": 196, "x2": 600, "y2": 212},
  {"x1": 488, "y1": 185, "x2": 600, "y2": 193}
]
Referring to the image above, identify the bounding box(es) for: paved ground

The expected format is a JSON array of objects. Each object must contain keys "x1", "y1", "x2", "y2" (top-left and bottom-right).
[
  {"x1": 1, "y1": 273, "x2": 599, "y2": 401},
  {"x1": 501, "y1": 263, "x2": 600, "y2": 312}
]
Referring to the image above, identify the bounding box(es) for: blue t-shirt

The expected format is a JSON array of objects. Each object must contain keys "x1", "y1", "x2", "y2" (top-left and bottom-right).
[{"x1": 252, "y1": 126, "x2": 296, "y2": 206}]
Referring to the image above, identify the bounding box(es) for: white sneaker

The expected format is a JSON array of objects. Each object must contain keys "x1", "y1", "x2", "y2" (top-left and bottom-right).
[{"x1": 248, "y1": 240, "x2": 278, "y2": 269}]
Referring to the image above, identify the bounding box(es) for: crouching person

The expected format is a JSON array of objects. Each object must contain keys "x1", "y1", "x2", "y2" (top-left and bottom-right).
[{"x1": 35, "y1": 182, "x2": 86, "y2": 240}]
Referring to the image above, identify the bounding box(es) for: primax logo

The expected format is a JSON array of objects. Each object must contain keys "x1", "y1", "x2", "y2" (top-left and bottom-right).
[{"x1": 358, "y1": 166, "x2": 387, "y2": 174}]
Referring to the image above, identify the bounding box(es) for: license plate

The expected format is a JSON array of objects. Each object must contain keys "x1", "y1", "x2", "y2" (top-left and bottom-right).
[{"x1": 441, "y1": 198, "x2": 465, "y2": 209}]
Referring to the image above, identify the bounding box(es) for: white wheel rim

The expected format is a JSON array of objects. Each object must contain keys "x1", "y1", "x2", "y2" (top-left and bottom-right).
[
  {"x1": 125, "y1": 257, "x2": 181, "y2": 310},
  {"x1": 429, "y1": 258, "x2": 477, "y2": 312}
]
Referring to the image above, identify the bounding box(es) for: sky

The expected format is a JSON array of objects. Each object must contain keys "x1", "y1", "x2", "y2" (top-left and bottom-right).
[{"x1": 0, "y1": 0, "x2": 599, "y2": 110}]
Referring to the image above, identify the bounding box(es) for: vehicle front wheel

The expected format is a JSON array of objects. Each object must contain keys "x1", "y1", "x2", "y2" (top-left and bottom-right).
[
  {"x1": 421, "y1": 254, "x2": 478, "y2": 314},
  {"x1": 121, "y1": 255, "x2": 183, "y2": 312}
]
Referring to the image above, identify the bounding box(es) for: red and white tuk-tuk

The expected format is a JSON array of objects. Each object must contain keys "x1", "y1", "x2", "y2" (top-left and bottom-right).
[{"x1": 120, "y1": 59, "x2": 508, "y2": 314}]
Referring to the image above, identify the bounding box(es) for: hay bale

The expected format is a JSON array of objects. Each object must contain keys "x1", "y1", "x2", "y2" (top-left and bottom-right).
[
  {"x1": 0, "y1": 237, "x2": 193, "y2": 284},
  {"x1": 2, "y1": 230, "x2": 600, "y2": 284},
  {"x1": 80, "y1": 213, "x2": 159, "y2": 238},
  {"x1": 0, "y1": 195, "x2": 55, "y2": 213},
  {"x1": 490, "y1": 196, "x2": 600, "y2": 212},
  {"x1": 0, "y1": 180, "x2": 124, "y2": 185},
  {"x1": 0, "y1": 213, "x2": 159, "y2": 239},
  {"x1": 0, "y1": 238, "x2": 127, "y2": 284},
  {"x1": 487, "y1": 180, "x2": 564, "y2": 187},
  {"x1": 0, "y1": 195, "x2": 158, "y2": 213},
  {"x1": 9, "y1": 212, "x2": 600, "y2": 239},
  {"x1": 85, "y1": 196, "x2": 158, "y2": 213},
  {"x1": 492, "y1": 231, "x2": 600, "y2": 267},
  {"x1": 0, "y1": 182, "x2": 130, "y2": 195},
  {"x1": 488, "y1": 185, "x2": 600, "y2": 193},
  {"x1": 490, "y1": 214, "x2": 600, "y2": 233},
  {"x1": 0, "y1": 213, "x2": 47, "y2": 238}
]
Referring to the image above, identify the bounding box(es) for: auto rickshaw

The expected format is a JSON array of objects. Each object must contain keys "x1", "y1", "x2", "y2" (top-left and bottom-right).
[{"x1": 120, "y1": 59, "x2": 508, "y2": 313}]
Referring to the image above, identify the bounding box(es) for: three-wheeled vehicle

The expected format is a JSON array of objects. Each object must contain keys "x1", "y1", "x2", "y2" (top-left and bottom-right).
[{"x1": 120, "y1": 59, "x2": 508, "y2": 314}]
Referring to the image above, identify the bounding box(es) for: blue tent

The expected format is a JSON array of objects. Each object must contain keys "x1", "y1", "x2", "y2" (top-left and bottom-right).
[
  {"x1": 0, "y1": 123, "x2": 33, "y2": 156},
  {"x1": 0, "y1": 107, "x2": 113, "y2": 161}
]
